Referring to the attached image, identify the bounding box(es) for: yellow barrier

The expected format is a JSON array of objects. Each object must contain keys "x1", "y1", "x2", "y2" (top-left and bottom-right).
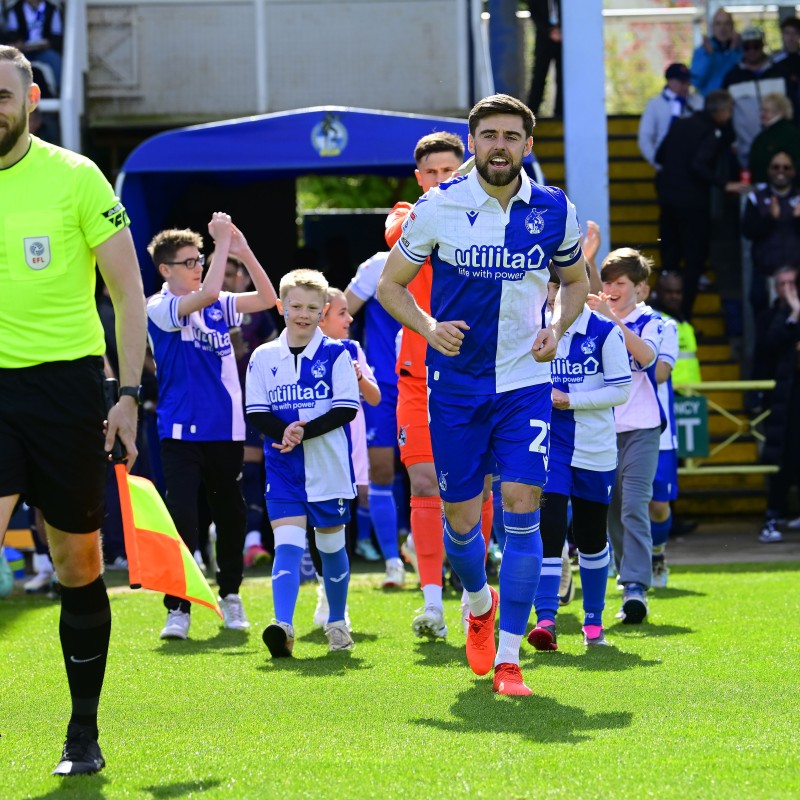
[{"x1": 673, "y1": 380, "x2": 778, "y2": 476}]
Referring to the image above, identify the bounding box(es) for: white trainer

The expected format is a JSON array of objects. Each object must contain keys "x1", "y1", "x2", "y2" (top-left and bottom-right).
[
  {"x1": 412, "y1": 605, "x2": 448, "y2": 639},
  {"x1": 382, "y1": 558, "x2": 406, "y2": 588},
  {"x1": 24, "y1": 554, "x2": 54, "y2": 593},
  {"x1": 313, "y1": 582, "x2": 351, "y2": 630},
  {"x1": 160, "y1": 609, "x2": 191, "y2": 640},
  {"x1": 400, "y1": 534, "x2": 419, "y2": 575},
  {"x1": 313, "y1": 581, "x2": 330, "y2": 627},
  {"x1": 325, "y1": 620, "x2": 355, "y2": 651},
  {"x1": 219, "y1": 594, "x2": 250, "y2": 630},
  {"x1": 558, "y1": 542, "x2": 575, "y2": 606}
]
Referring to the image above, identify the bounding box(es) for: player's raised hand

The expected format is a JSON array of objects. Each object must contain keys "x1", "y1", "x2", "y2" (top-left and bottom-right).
[
  {"x1": 428, "y1": 320, "x2": 469, "y2": 357},
  {"x1": 228, "y1": 222, "x2": 251, "y2": 257},
  {"x1": 532, "y1": 326, "x2": 558, "y2": 362},
  {"x1": 586, "y1": 292, "x2": 614, "y2": 319},
  {"x1": 208, "y1": 211, "x2": 233, "y2": 243}
]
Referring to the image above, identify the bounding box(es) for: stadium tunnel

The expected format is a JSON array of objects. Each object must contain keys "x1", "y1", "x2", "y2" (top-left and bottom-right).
[{"x1": 117, "y1": 106, "x2": 544, "y2": 295}]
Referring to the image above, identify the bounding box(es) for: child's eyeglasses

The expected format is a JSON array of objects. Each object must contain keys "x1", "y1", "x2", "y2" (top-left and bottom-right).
[{"x1": 165, "y1": 255, "x2": 206, "y2": 269}]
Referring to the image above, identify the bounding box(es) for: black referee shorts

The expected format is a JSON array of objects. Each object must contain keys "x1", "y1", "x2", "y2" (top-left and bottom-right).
[{"x1": 0, "y1": 356, "x2": 107, "y2": 533}]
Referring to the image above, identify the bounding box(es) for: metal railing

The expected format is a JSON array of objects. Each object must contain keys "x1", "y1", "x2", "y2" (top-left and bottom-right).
[{"x1": 674, "y1": 380, "x2": 778, "y2": 475}]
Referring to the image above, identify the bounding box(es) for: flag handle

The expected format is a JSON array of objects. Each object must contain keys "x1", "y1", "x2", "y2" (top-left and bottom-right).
[{"x1": 103, "y1": 378, "x2": 127, "y2": 464}]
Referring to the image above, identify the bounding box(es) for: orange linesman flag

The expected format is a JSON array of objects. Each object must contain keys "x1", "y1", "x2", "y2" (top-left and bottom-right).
[{"x1": 114, "y1": 464, "x2": 222, "y2": 618}]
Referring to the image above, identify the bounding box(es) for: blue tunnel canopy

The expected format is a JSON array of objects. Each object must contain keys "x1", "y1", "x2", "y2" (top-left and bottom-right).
[{"x1": 118, "y1": 106, "x2": 542, "y2": 291}]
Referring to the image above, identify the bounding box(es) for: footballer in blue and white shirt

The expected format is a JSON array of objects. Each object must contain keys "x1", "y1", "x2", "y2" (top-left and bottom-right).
[{"x1": 246, "y1": 327, "x2": 360, "y2": 504}]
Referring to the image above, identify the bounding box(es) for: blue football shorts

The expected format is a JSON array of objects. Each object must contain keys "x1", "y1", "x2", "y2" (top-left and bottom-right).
[
  {"x1": 428, "y1": 382, "x2": 552, "y2": 503},
  {"x1": 267, "y1": 497, "x2": 351, "y2": 528},
  {"x1": 652, "y1": 448, "x2": 679, "y2": 502},
  {"x1": 544, "y1": 459, "x2": 616, "y2": 505}
]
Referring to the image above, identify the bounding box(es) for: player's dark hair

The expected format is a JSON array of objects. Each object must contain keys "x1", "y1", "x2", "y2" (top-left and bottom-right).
[
  {"x1": 414, "y1": 132, "x2": 465, "y2": 164},
  {"x1": 468, "y1": 94, "x2": 535, "y2": 138},
  {"x1": 0, "y1": 45, "x2": 33, "y2": 88},
  {"x1": 147, "y1": 228, "x2": 204, "y2": 268},
  {"x1": 780, "y1": 16, "x2": 800, "y2": 33},
  {"x1": 600, "y1": 248, "x2": 653, "y2": 285}
]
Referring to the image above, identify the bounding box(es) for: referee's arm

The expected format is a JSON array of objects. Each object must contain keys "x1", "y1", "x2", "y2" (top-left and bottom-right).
[{"x1": 95, "y1": 227, "x2": 147, "y2": 467}]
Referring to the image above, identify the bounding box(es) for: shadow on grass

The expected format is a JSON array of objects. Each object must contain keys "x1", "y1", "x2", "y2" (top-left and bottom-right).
[
  {"x1": 413, "y1": 639, "x2": 466, "y2": 667},
  {"x1": 648, "y1": 586, "x2": 706, "y2": 599},
  {"x1": 414, "y1": 683, "x2": 633, "y2": 743},
  {"x1": 606, "y1": 622, "x2": 693, "y2": 637},
  {"x1": 521, "y1": 647, "x2": 661, "y2": 672},
  {"x1": 142, "y1": 779, "x2": 222, "y2": 797},
  {"x1": 29, "y1": 774, "x2": 109, "y2": 799},
  {"x1": 155, "y1": 628, "x2": 250, "y2": 655},
  {"x1": 256, "y1": 651, "x2": 372, "y2": 676},
  {"x1": 295, "y1": 629, "x2": 379, "y2": 645}
]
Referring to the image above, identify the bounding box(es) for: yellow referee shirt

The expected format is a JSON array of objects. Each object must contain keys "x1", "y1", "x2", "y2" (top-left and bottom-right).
[{"x1": 0, "y1": 136, "x2": 130, "y2": 368}]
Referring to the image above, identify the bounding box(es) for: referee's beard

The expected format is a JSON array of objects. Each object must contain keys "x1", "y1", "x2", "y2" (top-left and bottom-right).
[{"x1": 0, "y1": 99, "x2": 27, "y2": 158}]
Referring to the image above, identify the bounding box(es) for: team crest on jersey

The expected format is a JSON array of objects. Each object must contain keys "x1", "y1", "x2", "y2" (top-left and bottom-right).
[
  {"x1": 311, "y1": 360, "x2": 327, "y2": 379},
  {"x1": 207, "y1": 308, "x2": 223, "y2": 322},
  {"x1": 438, "y1": 471, "x2": 448, "y2": 492},
  {"x1": 525, "y1": 209, "x2": 545, "y2": 235},
  {"x1": 398, "y1": 426, "x2": 408, "y2": 447},
  {"x1": 24, "y1": 236, "x2": 50, "y2": 270},
  {"x1": 580, "y1": 336, "x2": 598, "y2": 355}
]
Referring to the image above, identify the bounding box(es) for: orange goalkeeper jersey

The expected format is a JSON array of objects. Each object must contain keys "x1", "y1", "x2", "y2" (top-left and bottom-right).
[{"x1": 385, "y1": 201, "x2": 432, "y2": 380}]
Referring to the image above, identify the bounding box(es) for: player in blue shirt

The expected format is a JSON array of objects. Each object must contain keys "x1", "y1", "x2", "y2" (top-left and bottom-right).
[
  {"x1": 247, "y1": 269, "x2": 360, "y2": 657},
  {"x1": 147, "y1": 214, "x2": 277, "y2": 640},
  {"x1": 529, "y1": 273, "x2": 631, "y2": 651},
  {"x1": 378, "y1": 94, "x2": 590, "y2": 695}
]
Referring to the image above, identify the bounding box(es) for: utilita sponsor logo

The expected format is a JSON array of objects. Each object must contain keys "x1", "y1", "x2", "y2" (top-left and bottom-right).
[
  {"x1": 453, "y1": 244, "x2": 546, "y2": 280},
  {"x1": 268, "y1": 380, "x2": 331, "y2": 407},
  {"x1": 551, "y1": 356, "x2": 600, "y2": 383}
]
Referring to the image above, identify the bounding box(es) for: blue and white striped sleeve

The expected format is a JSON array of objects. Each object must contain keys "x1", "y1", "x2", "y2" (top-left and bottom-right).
[
  {"x1": 640, "y1": 316, "x2": 665, "y2": 368},
  {"x1": 602, "y1": 325, "x2": 633, "y2": 386},
  {"x1": 245, "y1": 346, "x2": 272, "y2": 414},
  {"x1": 331, "y1": 348, "x2": 361, "y2": 411},
  {"x1": 551, "y1": 196, "x2": 583, "y2": 268},
  {"x1": 146, "y1": 292, "x2": 182, "y2": 332},
  {"x1": 658, "y1": 319, "x2": 678, "y2": 367},
  {"x1": 220, "y1": 291, "x2": 243, "y2": 328},
  {"x1": 397, "y1": 195, "x2": 437, "y2": 265}
]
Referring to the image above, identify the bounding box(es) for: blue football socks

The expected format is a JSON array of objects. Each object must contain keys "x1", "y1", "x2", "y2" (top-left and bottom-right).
[
  {"x1": 579, "y1": 545, "x2": 610, "y2": 627},
  {"x1": 315, "y1": 528, "x2": 350, "y2": 624},
  {"x1": 500, "y1": 510, "x2": 543, "y2": 636},
  {"x1": 369, "y1": 482, "x2": 400, "y2": 560},
  {"x1": 271, "y1": 525, "x2": 306, "y2": 625}
]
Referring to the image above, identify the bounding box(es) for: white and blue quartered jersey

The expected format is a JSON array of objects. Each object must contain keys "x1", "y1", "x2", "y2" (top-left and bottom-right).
[
  {"x1": 245, "y1": 328, "x2": 359, "y2": 503},
  {"x1": 655, "y1": 312, "x2": 678, "y2": 451},
  {"x1": 398, "y1": 169, "x2": 583, "y2": 395},
  {"x1": 347, "y1": 251, "x2": 401, "y2": 388},
  {"x1": 147, "y1": 287, "x2": 244, "y2": 442},
  {"x1": 550, "y1": 307, "x2": 632, "y2": 472},
  {"x1": 613, "y1": 304, "x2": 666, "y2": 434}
]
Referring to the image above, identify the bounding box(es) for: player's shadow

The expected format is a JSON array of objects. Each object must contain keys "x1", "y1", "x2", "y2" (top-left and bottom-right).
[
  {"x1": 521, "y1": 647, "x2": 661, "y2": 672},
  {"x1": 155, "y1": 628, "x2": 251, "y2": 656},
  {"x1": 414, "y1": 683, "x2": 633, "y2": 743},
  {"x1": 607, "y1": 622, "x2": 693, "y2": 637},
  {"x1": 30, "y1": 775, "x2": 109, "y2": 799},
  {"x1": 412, "y1": 639, "x2": 467, "y2": 668},
  {"x1": 295, "y1": 629, "x2": 379, "y2": 645},
  {"x1": 649, "y1": 586, "x2": 706, "y2": 600},
  {"x1": 142, "y1": 779, "x2": 222, "y2": 798},
  {"x1": 256, "y1": 652, "x2": 372, "y2": 677}
]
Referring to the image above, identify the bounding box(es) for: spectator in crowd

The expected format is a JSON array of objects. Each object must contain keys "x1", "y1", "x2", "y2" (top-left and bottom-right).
[
  {"x1": 1, "y1": 1, "x2": 63, "y2": 93},
  {"x1": 526, "y1": 0, "x2": 562, "y2": 117},
  {"x1": 638, "y1": 62, "x2": 703, "y2": 168},
  {"x1": 741, "y1": 151, "x2": 800, "y2": 316},
  {"x1": 691, "y1": 7, "x2": 742, "y2": 96},
  {"x1": 722, "y1": 26, "x2": 786, "y2": 169},
  {"x1": 758, "y1": 266, "x2": 800, "y2": 543},
  {"x1": 655, "y1": 89, "x2": 748, "y2": 319},
  {"x1": 748, "y1": 93, "x2": 800, "y2": 184},
  {"x1": 771, "y1": 16, "x2": 800, "y2": 122}
]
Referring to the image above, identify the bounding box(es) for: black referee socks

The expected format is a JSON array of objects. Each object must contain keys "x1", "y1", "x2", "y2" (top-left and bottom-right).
[{"x1": 59, "y1": 575, "x2": 112, "y2": 736}]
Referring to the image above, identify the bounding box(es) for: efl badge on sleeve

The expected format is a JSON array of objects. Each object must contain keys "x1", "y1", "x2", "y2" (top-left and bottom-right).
[{"x1": 24, "y1": 236, "x2": 51, "y2": 270}]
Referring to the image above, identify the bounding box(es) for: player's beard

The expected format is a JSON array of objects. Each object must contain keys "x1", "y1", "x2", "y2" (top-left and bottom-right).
[
  {"x1": 475, "y1": 150, "x2": 524, "y2": 187},
  {"x1": 0, "y1": 99, "x2": 27, "y2": 158}
]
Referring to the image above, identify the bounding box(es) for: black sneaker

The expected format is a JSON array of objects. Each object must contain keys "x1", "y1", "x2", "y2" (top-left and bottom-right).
[{"x1": 52, "y1": 724, "x2": 105, "y2": 776}]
